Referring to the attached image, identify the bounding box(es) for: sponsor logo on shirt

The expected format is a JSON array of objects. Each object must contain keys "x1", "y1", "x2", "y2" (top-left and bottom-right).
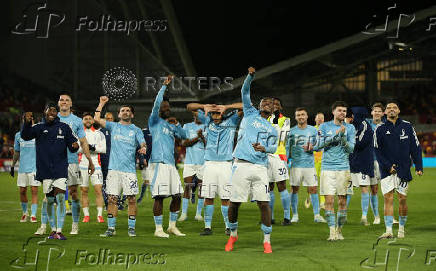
[{"x1": 386, "y1": 131, "x2": 391, "y2": 135}]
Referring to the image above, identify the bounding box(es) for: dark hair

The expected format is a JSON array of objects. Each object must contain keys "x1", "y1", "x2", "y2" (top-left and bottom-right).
[
  {"x1": 331, "y1": 101, "x2": 348, "y2": 111},
  {"x1": 273, "y1": 97, "x2": 283, "y2": 106},
  {"x1": 371, "y1": 102, "x2": 385, "y2": 111},
  {"x1": 82, "y1": 112, "x2": 93, "y2": 118},
  {"x1": 59, "y1": 93, "x2": 72, "y2": 100},
  {"x1": 44, "y1": 101, "x2": 59, "y2": 112},
  {"x1": 295, "y1": 107, "x2": 307, "y2": 113},
  {"x1": 385, "y1": 100, "x2": 400, "y2": 109},
  {"x1": 118, "y1": 105, "x2": 135, "y2": 114},
  {"x1": 163, "y1": 95, "x2": 170, "y2": 103},
  {"x1": 316, "y1": 112, "x2": 324, "y2": 116}
]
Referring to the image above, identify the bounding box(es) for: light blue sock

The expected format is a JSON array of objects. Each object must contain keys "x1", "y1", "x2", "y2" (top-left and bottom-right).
[
  {"x1": 261, "y1": 223, "x2": 272, "y2": 234},
  {"x1": 41, "y1": 200, "x2": 48, "y2": 225},
  {"x1": 55, "y1": 193, "x2": 66, "y2": 231},
  {"x1": 325, "y1": 210, "x2": 336, "y2": 227},
  {"x1": 46, "y1": 197, "x2": 56, "y2": 229},
  {"x1": 170, "y1": 212, "x2": 178, "y2": 222},
  {"x1": 346, "y1": 194, "x2": 352, "y2": 208},
  {"x1": 384, "y1": 215, "x2": 393, "y2": 229},
  {"x1": 72, "y1": 199, "x2": 80, "y2": 223},
  {"x1": 337, "y1": 210, "x2": 347, "y2": 228},
  {"x1": 361, "y1": 192, "x2": 370, "y2": 217},
  {"x1": 21, "y1": 202, "x2": 28, "y2": 214},
  {"x1": 181, "y1": 198, "x2": 189, "y2": 215},
  {"x1": 154, "y1": 215, "x2": 163, "y2": 226},
  {"x1": 269, "y1": 191, "x2": 275, "y2": 219},
  {"x1": 31, "y1": 203, "x2": 37, "y2": 217},
  {"x1": 370, "y1": 195, "x2": 379, "y2": 217},
  {"x1": 196, "y1": 198, "x2": 204, "y2": 216},
  {"x1": 128, "y1": 215, "x2": 136, "y2": 229},
  {"x1": 291, "y1": 193, "x2": 298, "y2": 215},
  {"x1": 310, "y1": 193, "x2": 320, "y2": 216},
  {"x1": 221, "y1": 205, "x2": 229, "y2": 228},
  {"x1": 399, "y1": 216, "x2": 407, "y2": 226},
  {"x1": 280, "y1": 190, "x2": 291, "y2": 220},
  {"x1": 108, "y1": 214, "x2": 116, "y2": 228},
  {"x1": 229, "y1": 221, "x2": 238, "y2": 231},
  {"x1": 204, "y1": 205, "x2": 214, "y2": 228}
]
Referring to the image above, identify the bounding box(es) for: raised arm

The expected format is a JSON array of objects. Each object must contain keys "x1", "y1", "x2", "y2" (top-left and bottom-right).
[
  {"x1": 241, "y1": 67, "x2": 256, "y2": 113},
  {"x1": 95, "y1": 96, "x2": 109, "y2": 128},
  {"x1": 149, "y1": 75, "x2": 173, "y2": 127},
  {"x1": 341, "y1": 125, "x2": 355, "y2": 153},
  {"x1": 21, "y1": 112, "x2": 38, "y2": 140}
]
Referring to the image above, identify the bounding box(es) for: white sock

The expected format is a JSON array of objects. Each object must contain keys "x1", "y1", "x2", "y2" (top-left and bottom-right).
[
  {"x1": 386, "y1": 227, "x2": 393, "y2": 234},
  {"x1": 41, "y1": 224, "x2": 46, "y2": 228},
  {"x1": 155, "y1": 225, "x2": 163, "y2": 231},
  {"x1": 231, "y1": 229, "x2": 237, "y2": 237},
  {"x1": 72, "y1": 222, "x2": 78, "y2": 227},
  {"x1": 57, "y1": 228, "x2": 62, "y2": 233},
  {"x1": 83, "y1": 207, "x2": 89, "y2": 217},
  {"x1": 399, "y1": 225, "x2": 405, "y2": 232},
  {"x1": 329, "y1": 226, "x2": 336, "y2": 234},
  {"x1": 362, "y1": 215, "x2": 367, "y2": 219},
  {"x1": 264, "y1": 233, "x2": 271, "y2": 243},
  {"x1": 169, "y1": 221, "x2": 176, "y2": 228},
  {"x1": 97, "y1": 207, "x2": 103, "y2": 217}
]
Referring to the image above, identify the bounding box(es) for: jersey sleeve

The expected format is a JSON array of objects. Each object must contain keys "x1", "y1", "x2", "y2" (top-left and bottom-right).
[
  {"x1": 14, "y1": 133, "x2": 20, "y2": 152},
  {"x1": 21, "y1": 122, "x2": 39, "y2": 141},
  {"x1": 135, "y1": 127, "x2": 146, "y2": 147},
  {"x1": 65, "y1": 125, "x2": 79, "y2": 153},
  {"x1": 228, "y1": 111, "x2": 241, "y2": 126},
  {"x1": 241, "y1": 74, "x2": 257, "y2": 116},
  {"x1": 408, "y1": 124, "x2": 423, "y2": 171},
  {"x1": 74, "y1": 117, "x2": 85, "y2": 139},
  {"x1": 174, "y1": 123, "x2": 187, "y2": 139},
  {"x1": 197, "y1": 109, "x2": 211, "y2": 126},
  {"x1": 95, "y1": 131, "x2": 107, "y2": 154},
  {"x1": 374, "y1": 126, "x2": 392, "y2": 172},
  {"x1": 342, "y1": 124, "x2": 355, "y2": 153},
  {"x1": 149, "y1": 85, "x2": 167, "y2": 127}
]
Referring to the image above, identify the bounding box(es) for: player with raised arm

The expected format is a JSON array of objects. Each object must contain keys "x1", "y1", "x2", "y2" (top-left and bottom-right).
[
  {"x1": 314, "y1": 101, "x2": 355, "y2": 241},
  {"x1": 225, "y1": 67, "x2": 278, "y2": 254},
  {"x1": 148, "y1": 75, "x2": 188, "y2": 238},
  {"x1": 177, "y1": 111, "x2": 206, "y2": 222},
  {"x1": 78, "y1": 112, "x2": 106, "y2": 223},
  {"x1": 348, "y1": 107, "x2": 375, "y2": 226},
  {"x1": 22, "y1": 103, "x2": 80, "y2": 240},
  {"x1": 375, "y1": 101, "x2": 423, "y2": 239},
  {"x1": 11, "y1": 114, "x2": 39, "y2": 223},
  {"x1": 57, "y1": 94, "x2": 95, "y2": 235},
  {"x1": 186, "y1": 102, "x2": 243, "y2": 236},
  {"x1": 267, "y1": 98, "x2": 291, "y2": 225},
  {"x1": 95, "y1": 97, "x2": 147, "y2": 237},
  {"x1": 288, "y1": 107, "x2": 326, "y2": 223}
]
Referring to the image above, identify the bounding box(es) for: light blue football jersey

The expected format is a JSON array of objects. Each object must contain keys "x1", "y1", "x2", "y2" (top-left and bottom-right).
[
  {"x1": 315, "y1": 120, "x2": 356, "y2": 171},
  {"x1": 197, "y1": 110, "x2": 240, "y2": 161},
  {"x1": 58, "y1": 113, "x2": 85, "y2": 164},
  {"x1": 183, "y1": 122, "x2": 206, "y2": 165},
  {"x1": 14, "y1": 132, "x2": 36, "y2": 173},
  {"x1": 149, "y1": 85, "x2": 187, "y2": 164},
  {"x1": 232, "y1": 75, "x2": 278, "y2": 166},
  {"x1": 106, "y1": 121, "x2": 145, "y2": 173},
  {"x1": 288, "y1": 125, "x2": 317, "y2": 168}
]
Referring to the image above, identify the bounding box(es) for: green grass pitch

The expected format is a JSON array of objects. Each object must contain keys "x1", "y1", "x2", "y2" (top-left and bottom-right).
[{"x1": 1, "y1": 169, "x2": 435, "y2": 271}]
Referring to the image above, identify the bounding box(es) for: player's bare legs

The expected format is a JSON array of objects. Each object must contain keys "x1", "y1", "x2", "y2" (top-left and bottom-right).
[
  {"x1": 80, "y1": 186, "x2": 89, "y2": 222},
  {"x1": 46, "y1": 187, "x2": 67, "y2": 240},
  {"x1": 370, "y1": 184, "x2": 380, "y2": 224},
  {"x1": 94, "y1": 184, "x2": 104, "y2": 222},
  {"x1": 397, "y1": 192, "x2": 407, "y2": 238},
  {"x1": 276, "y1": 181, "x2": 291, "y2": 225},
  {"x1": 69, "y1": 184, "x2": 81, "y2": 234},
  {"x1": 167, "y1": 194, "x2": 185, "y2": 236},
  {"x1": 307, "y1": 185, "x2": 325, "y2": 222},
  {"x1": 226, "y1": 201, "x2": 240, "y2": 251},
  {"x1": 201, "y1": 198, "x2": 229, "y2": 235},
  {"x1": 126, "y1": 195, "x2": 137, "y2": 236},
  {"x1": 360, "y1": 185, "x2": 370, "y2": 226},
  {"x1": 19, "y1": 187, "x2": 28, "y2": 222},
  {"x1": 336, "y1": 195, "x2": 347, "y2": 240},
  {"x1": 100, "y1": 194, "x2": 119, "y2": 237},
  {"x1": 380, "y1": 190, "x2": 394, "y2": 238},
  {"x1": 324, "y1": 195, "x2": 337, "y2": 240},
  {"x1": 179, "y1": 176, "x2": 193, "y2": 221},
  {"x1": 30, "y1": 186, "x2": 38, "y2": 221}
]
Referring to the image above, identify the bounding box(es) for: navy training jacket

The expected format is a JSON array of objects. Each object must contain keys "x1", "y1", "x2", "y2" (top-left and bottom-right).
[
  {"x1": 349, "y1": 107, "x2": 374, "y2": 177},
  {"x1": 21, "y1": 117, "x2": 79, "y2": 181},
  {"x1": 374, "y1": 118, "x2": 423, "y2": 181}
]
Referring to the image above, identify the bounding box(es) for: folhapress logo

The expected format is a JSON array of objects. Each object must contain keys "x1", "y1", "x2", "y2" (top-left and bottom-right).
[{"x1": 11, "y1": 2, "x2": 65, "y2": 38}]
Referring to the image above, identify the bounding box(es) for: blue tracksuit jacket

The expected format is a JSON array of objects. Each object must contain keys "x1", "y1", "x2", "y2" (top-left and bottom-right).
[{"x1": 349, "y1": 107, "x2": 374, "y2": 177}]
